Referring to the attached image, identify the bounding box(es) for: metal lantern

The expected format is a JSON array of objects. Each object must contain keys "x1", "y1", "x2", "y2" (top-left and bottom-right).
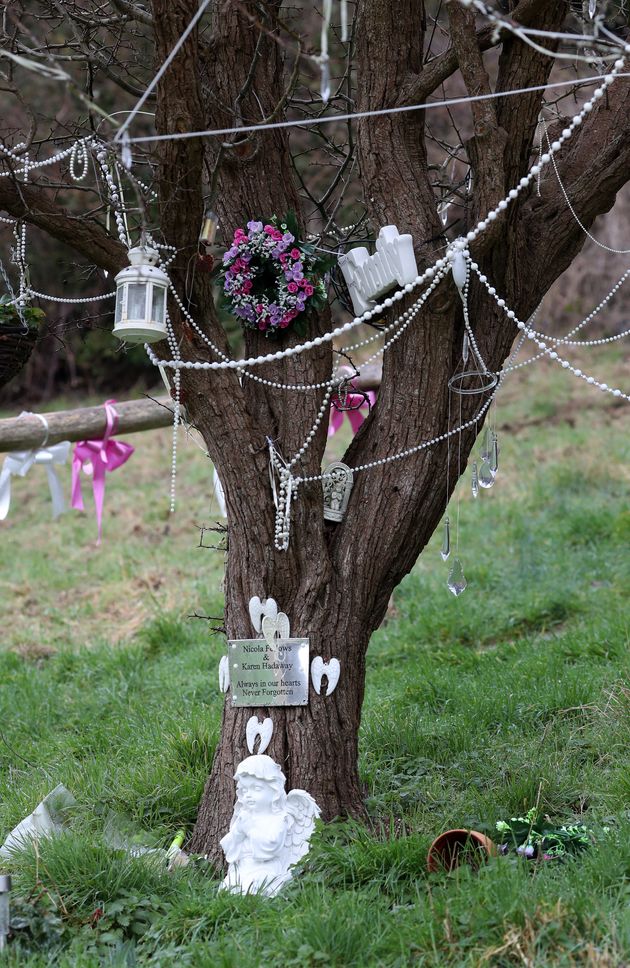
[
  {"x1": 199, "y1": 209, "x2": 219, "y2": 251},
  {"x1": 113, "y1": 246, "x2": 169, "y2": 344}
]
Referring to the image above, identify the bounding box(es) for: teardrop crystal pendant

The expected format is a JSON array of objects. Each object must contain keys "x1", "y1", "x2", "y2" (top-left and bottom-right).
[
  {"x1": 462, "y1": 331, "x2": 470, "y2": 365},
  {"x1": 471, "y1": 461, "x2": 479, "y2": 498},
  {"x1": 480, "y1": 425, "x2": 491, "y2": 463},
  {"x1": 489, "y1": 432, "x2": 499, "y2": 475},
  {"x1": 589, "y1": 0, "x2": 596, "y2": 17},
  {"x1": 447, "y1": 557, "x2": 467, "y2": 596},
  {"x1": 478, "y1": 460, "x2": 495, "y2": 489},
  {"x1": 440, "y1": 517, "x2": 451, "y2": 561}
]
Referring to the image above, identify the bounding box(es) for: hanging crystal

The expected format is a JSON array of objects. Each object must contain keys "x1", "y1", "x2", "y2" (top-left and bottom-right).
[
  {"x1": 447, "y1": 558, "x2": 467, "y2": 596},
  {"x1": 478, "y1": 460, "x2": 495, "y2": 489},
  {"x1": 489, "y1": 431, "x2": 499, "y2": 476},
  {"x1": 440, "y1": 517, "x2": 451, "y2": 560},
  {"x1": 471, "y1": 461, "x2": 479, "y2": 498},
  {"x1": 589, "y1": 0, "x2": 596, "y2": 17},
  {"x1": 462, "y1": 331, "x2": 470, "y2": 364},
  {"x1": 480, "y1": 426, "x2": 492, "y2": 463}
]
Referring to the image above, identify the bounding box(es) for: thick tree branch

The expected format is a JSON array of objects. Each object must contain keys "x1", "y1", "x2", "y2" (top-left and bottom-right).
[
  {"x1": 0, "y1": 177, "x2": 125, "y2": 273},
  {"x1": 399, "y1": 0, "x2": 557, "y2": 106},
  {"x1": 447, "y1": 2, "x2": 507, "y2": 230},
  {"x1": 517, "y1": 77, "x2": 630, "y2": 305}
]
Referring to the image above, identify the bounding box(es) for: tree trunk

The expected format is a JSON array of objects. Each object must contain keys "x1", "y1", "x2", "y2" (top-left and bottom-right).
[{"x1": 4, "y1": 0, "x2": 630, "y2": 870}]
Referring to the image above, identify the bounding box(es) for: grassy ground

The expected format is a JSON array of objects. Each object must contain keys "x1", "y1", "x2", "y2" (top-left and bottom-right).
[{"x1": 0, "y1": 347, "x2": 628, "y2": 966}]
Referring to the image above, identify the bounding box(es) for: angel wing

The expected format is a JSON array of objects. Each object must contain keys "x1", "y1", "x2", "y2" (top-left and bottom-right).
[{"x1": 284, "y1": 789, "x2": 321, "y2": 870}]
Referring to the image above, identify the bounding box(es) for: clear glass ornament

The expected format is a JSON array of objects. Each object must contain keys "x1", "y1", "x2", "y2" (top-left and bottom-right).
[
  {"x1": 489, "y1": 432, "x2": 499, "y2": 475},
  {"x1": 447, "y1": 558, "x2": 467, "y2": 596},
  {"x1": 440, "y1": 517, "x2": 451, "y2": 561},
  {"x1": 478, "y1": 460, "x2": 495, "y2": 489},
  {"x1": 589, "y1": 0, "x2": 596, "y2": 17},
  {"x1": 480, "y1": 425, "x2": 491, "y2": 463},
  {"x1": 462, "y1": 331, "x2": 469, "y2": 364},
  {"x1": 471, "y1": 461, "x2": 479, "y2": 498}
]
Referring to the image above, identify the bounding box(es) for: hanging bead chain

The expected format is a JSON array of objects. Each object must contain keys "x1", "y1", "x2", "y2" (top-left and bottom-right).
[
  {"x1": 95, "y1": 148, "x2": 130, "y2": 247},
  {"x1": 145, "y1": 58, "x2": 626, "y2": 381},
  {"x1": 474, "y1": 270, "x2": 630, "y2": 401},
  {"x1": 163, "y1": 308, "x2": 182, "y2": 512}
]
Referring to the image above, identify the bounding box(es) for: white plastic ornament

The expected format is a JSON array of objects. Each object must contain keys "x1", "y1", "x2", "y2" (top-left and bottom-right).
[
  {"x1": 310, "y1": 657, "x2": 341, "y2": 695},
  {"x1": 338, "y1": 226, "x2": 418, "y2": 316}
]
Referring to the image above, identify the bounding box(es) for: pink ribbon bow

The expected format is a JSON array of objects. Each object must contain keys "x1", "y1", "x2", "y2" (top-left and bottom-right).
[
  {"x1": 328, "y1": 372, "x2": 377, "y2": 438},
  {"x1": 71, "y1": 399, "x2": 134, "y2": 543}
]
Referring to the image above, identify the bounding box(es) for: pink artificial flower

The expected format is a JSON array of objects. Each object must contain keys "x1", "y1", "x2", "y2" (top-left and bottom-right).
[
  {"x1": 255, "y1": 303, "x2": 264, "y2": 313},
  {"x1": 279, "y1": 254, "x2": 288, "y2": 263},
  {"x1": 290, "y1": 248, "x2": 301, "y2": 260},
  {"x1": 264, "y1": 225, "x2": 275, "y2": 234},
  {"x1": 242, "y1": 280, "x2": 253, "y2": 293},
  {"x1": 259, "y1": 319, "x2": 269, "y2": 330},
  {"x1": 304, "y1": 284, "x2": 314, "y2": 296},
  {"x1": 271, "y1": 229, "x2": 283, "y2": 241},
  {"x1": 287, "y1": 282, "x2": 298, "y2": 293}
]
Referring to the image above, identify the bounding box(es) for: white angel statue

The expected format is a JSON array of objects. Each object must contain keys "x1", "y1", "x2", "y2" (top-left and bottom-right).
[{"x1": 220, "y1": 754, "x2": 321, "y2": 896}]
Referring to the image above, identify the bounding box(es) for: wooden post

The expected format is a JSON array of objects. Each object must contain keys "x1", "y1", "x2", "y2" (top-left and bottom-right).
[{"x1": 0, "y1": 366, "x2": 382, "y2": 453}]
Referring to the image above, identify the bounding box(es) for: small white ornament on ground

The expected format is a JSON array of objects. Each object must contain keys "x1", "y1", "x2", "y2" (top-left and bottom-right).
[
  {"x1": 246, "y1": 716, "x2": 273, "y2": 755},
  {"x1": 219, "y1": 655, "x2": 230, "y2": 693},
  {"x1": 261, "y1": 612, "x2": 290, "y2": 647},
  {"x1": 338, "y1": 225, "x2": 418, "y2": 316},
  {"x1": 248, "y1": 596, "x2": 278, "y2": 634},
  {"x1": 220, "y1": 754, "x2": 320, "y2": 897},
  {"x1": 323, "y1": 462, "x2": 354, "y2": 522},
  {"x1": 310, "y1": 656, "x2": 341, "y2": 696}
]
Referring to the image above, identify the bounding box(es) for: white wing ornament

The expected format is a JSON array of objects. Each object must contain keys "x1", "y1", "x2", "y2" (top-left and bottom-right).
[{"x1": 284, "y1": 789, "x2": 321, "y2": 871}]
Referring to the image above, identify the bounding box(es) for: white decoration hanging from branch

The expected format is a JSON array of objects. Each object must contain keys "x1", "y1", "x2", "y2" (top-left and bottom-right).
[
  {"x1": 322, "y1": 461, "x2": 354, "y2": 522},
  {"x1": 338, "y1": 226, "x2": 418, "y2": 316}
]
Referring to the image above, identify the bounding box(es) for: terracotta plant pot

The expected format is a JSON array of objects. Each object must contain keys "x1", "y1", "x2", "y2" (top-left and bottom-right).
[{"x1": 426, "y1": 829, "x2": 497, "y2": 873}]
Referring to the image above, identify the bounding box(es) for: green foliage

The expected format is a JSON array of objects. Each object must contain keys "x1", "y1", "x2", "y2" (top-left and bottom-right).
[
  {"x1": 0, "y1": 295, "x2": 45, "y2": 331},
  {"x1": 495, "y1": 806, "x2": 594, "y2": 858}
]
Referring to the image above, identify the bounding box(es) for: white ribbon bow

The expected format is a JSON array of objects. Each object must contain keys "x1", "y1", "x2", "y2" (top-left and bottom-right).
[{"x1": 0, "y1": 441, "x2": 71, "y2": 521}]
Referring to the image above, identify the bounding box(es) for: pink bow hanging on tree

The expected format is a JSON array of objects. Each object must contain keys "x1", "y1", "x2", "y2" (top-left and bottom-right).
[
  {"x1": 328, "y1": 371, "x2": 377, "y2": 438},
  {"x1": 71, "y1": 399, "x2": 134, "y2": 543}
]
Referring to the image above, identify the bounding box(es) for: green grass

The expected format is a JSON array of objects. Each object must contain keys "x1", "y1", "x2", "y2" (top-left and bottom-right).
[{"x1": 0, "y1": 350, "x2": 628, "y2": 965}]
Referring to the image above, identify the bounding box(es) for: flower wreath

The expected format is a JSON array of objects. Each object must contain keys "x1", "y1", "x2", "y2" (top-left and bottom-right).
[{"x1": 220, "y1": 214, "x2": 331, "y2": 336}]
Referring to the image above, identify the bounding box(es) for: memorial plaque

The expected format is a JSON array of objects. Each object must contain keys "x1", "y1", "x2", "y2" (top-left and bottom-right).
[{"x1": 228, "y1": 637, "x2": 309, "y2": 707}]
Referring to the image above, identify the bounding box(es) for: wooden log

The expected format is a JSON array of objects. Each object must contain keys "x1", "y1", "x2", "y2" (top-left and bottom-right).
[
  {"x1": 0, "y1": 397, "x2": 173, "y2": 452},
  {"x1": 0, "y1": 365, "x2": 382, "y2": 452}
]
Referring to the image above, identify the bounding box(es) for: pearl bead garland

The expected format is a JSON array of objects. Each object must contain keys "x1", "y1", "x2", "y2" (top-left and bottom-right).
[
  {"x1": 147, "y1": 61, "x2": 625, "y2": 382},
  {"x1": 477, "y1": 272, "x2": 630, "y2": 401}
]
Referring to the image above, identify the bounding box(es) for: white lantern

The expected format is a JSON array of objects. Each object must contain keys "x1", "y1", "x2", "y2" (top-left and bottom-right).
[{"x1": 113, "y1": 246, "x2": 169, "y2": 344}]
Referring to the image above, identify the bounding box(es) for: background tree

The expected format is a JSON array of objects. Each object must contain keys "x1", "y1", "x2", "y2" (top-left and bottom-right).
[{"x1": 0, "y1": 0, "x2": 628, "y2": 864}]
